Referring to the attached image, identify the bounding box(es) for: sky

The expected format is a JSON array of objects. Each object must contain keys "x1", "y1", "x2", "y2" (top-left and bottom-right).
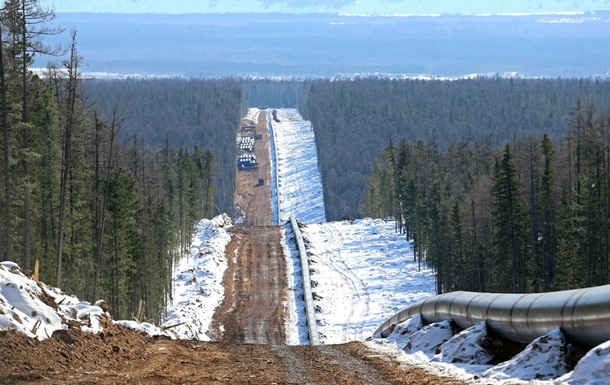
[{"x1": 42, "y1": 0, "x2": 610, "y2": 15}]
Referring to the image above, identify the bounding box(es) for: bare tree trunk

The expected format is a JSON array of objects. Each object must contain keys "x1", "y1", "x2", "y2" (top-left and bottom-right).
[
  {"x1": 528, "y1": 140, "x2": 539, "y2": 291},
  {"x1": 0, "y1": 25, "x2": 9, "y2": 262},
  {"x1": 56, "y1": 31, "x2": 79, "y2": 287},
  {"x1": 21, "y1": 0, "x2": 32, "y2": 270},
  {"x1": 92, "y1": 105, "x2": 121, "y2": 301}
]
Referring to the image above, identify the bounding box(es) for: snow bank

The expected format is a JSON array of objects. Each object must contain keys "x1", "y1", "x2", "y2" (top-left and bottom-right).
[
  {"x1": 244, "y1": 108, "x2": 260, "y2": 123},
  {"x1": 162, "y1": 214, "x2": 232, "y2": 341},
  {"x1": 483, "y1": 328, "x2": 570, "y2": 381},
  {"x1": 300, "y1": 218, "x2": 435, "y2": 344},
  {"x1": 385, "y1": 315, "x2": 425, "y2": 350},
  {"x1": 271, "y1": 108, "x2": 326, "y2": 224},
  {"x1": 368, "y1": 318, "x2": 605, "y2": 384},
  {"x1": 0, "y1": 261, "x2": 163, "y2": 339},
  {"x1": 404, "y1": 320, "x2": 455, "y2": 355},
  {"x1": 0, "y1": 261, "x2": 68, "y2": 339},
  {"x1": 433, "y1": 321, "x2": 494, "y2": 365},
  {"x1": 559, "y1": 339, "x2": 610, "y2": 384}
]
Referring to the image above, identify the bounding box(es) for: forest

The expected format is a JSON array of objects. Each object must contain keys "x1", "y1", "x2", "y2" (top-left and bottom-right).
[
  {"x1": 84, "y1": 78, "x2": 245, "y2": 213},
  {"x1": 0, "y1": 1, "x2": 244, "y2": 321},
  {"x1": 299, "y1": 77, "x2": 610, "y2": 220},
  {"x1": 365, "y1": 102, "x2": 610, "y2": 294},
  {"x1": 4, "y1": 0, "x2": 610, "y2": 320}
]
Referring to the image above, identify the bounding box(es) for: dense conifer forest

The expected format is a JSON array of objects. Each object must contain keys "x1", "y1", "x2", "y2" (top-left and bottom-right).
[
  {"x1": 300, "y1": 77, "x2": 610, "y2": 220},
  {"x1": 85, "y1": 78, "x2": 245, "y2": 214},
  {"x1": 0, "y1": 1, "x2": 232, "y2": 321},
  {"x1": 364, "y1": 98, "x2": 610, "y2": 294}
]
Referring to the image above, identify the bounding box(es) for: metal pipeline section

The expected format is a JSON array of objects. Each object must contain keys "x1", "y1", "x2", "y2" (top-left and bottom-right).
[
  {"x1": 373, "y1": 285, "x2": 610, "y2": 348},
  {"x1": 290, "y1": 216, "x2": 320, "y2": 345},
  {"x1": 268, "y1": 110, "x2": 281, "y2": 226}
]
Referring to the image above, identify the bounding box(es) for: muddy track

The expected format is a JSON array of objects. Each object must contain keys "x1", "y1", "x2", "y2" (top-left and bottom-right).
[
  {"x1": 210, "y1": 225, "x2": 287, "y2": 344},
  {"x1": 234, "y1": 110, "x2": 273, "y2": 227},
  {"x1": 0, "y1": 327, "x2": 468, "y2": 384},
  {"x1": 209, "y1": 109, "x2": 290, "y2": 345}
]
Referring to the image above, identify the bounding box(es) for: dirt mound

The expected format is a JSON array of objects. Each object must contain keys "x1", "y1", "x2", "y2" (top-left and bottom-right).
[
  {"x1": 0, "y1": 323, "x2": 151, "y2": 384},
  {"x1": 0, "y1": 327, "x2": 468, "y2": 385}
]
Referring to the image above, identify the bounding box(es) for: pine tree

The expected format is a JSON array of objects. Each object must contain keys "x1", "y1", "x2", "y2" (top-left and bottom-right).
[
  {"x1": 492, "y1": 144, "x2": 530, "y2": 292},
  {"x1": 540, "y1": 134, "x2": 557, "y2": 290}
]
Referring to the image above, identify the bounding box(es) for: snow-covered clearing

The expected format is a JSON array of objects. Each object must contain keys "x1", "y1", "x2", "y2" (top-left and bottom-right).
[{"x1": 300, "y1": 219, "x2": 435, "y2": 344}]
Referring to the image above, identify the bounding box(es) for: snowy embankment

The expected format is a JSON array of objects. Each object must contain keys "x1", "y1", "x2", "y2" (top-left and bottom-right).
[
  {"x1": 0, "y1": 214, "x2": 233, "y2": 342},
  {"x1": 270, "y1": 108, "x2": 326, "y2": 225},
  {"x1": 300, "y1": 219, "x2": 435, "y2": 344},
  {"x1": 0, "y1": 261, "x2": 164, "y2": 339},
  {"x1": 161, "y1": 214, "x2": 232, "y2": 340},
  {"x1": 369, "y1": 317, "x2": 610, "y2": 384}
]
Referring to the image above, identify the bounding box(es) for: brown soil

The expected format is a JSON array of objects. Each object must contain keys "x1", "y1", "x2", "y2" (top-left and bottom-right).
[
  {"x1": 209, "y1": 109, "x2": 288, "y2": 344},
  {"x1": 210, "y1": 225, "x2": 287, "y2": 344},
  {"x1": 0, "y1": 109, "x2": 470, "y2": 384},
  {"x1": 0, "y1": 327, "x2": 469, "y2": 384}
]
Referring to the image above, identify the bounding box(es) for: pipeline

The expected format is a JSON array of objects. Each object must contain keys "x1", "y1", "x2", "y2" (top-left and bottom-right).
[
  {"x1": 289, "y1": 216, "x2": 320, "y2": 345},
  {"x1": 373, "y1": 284, "x2": 610, "y2": 348},
  {"x1": 268, "y1": 110, "x2": 281, "y2": 226}
]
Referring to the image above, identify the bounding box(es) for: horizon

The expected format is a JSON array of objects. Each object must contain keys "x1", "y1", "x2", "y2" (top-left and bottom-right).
[
  {"x1": 42, "y1": 0, "x2": 610, "y2": 15},
  {"x1": 32, "y1": 2, "x2": 610, "y2": 79}
]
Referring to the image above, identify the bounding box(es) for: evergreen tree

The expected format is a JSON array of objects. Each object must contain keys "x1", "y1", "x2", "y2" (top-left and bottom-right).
[
  {"x1": 492, "y1": 144, "x2": 530, "y2": 292},
  {"x1": 540, "y1": 134, "x2": 557, "y2": 290}
]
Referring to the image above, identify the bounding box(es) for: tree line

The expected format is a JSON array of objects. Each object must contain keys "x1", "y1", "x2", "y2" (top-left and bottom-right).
[
  {"x1": 0, "y1": 0, "x2": 222, "y2": 321},
  {"x1": 299, "y1": 77, "x2": 610, "y2": 220},
  {"x1": 84, "y1": 77, "x2": 245, "y2": 215},
  {"x1": 366, "y1": 102, "x2": 610, "y2": 294}
]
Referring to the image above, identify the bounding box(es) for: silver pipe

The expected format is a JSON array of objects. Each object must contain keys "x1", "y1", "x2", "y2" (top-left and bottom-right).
[
  {"x1": 373, "y1": 285, "x2": 610, "y2": 348},
  {"x1": 290, "y1": 216, "x2": 320, "y2": 345}
]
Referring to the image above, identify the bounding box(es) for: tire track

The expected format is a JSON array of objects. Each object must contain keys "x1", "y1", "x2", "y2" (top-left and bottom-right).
[{"x1": 308, "y1": 224, "x2": 371, "y2": 342}]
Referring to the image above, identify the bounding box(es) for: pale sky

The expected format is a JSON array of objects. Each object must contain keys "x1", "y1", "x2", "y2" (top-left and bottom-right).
[{"x1": 42, "y1": 0, "x2": 610, "y2": 14}]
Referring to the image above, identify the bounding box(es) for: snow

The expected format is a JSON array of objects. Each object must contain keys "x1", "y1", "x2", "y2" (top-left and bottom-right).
[
  {"x1": 433, "y1": 321, "x2": 494, "y2": 366},
  {"x1": 404, "y1": 320, "x2": 456, "y2": 355},
  {"x1": 298, "y1": 218, "x2": 436, "y2": 344},
  {"x1": 559, "y1": 339, "x2": 610, "y2": 384},
  {"x1": 270, "y1": 108, "x2": 326, "y2": 224},
  {"x1": 384, "y1": 315, "x2": 425, "y2": 349},
  {"x1": 483, "y1": 328, "x2": 571, "y2": 382},
  {"x1": 0, "y1": 261, "x2": 164, "y2": 339},
  {"x1": 161, "y1": 214, "x2": 233, "y2": 341}
]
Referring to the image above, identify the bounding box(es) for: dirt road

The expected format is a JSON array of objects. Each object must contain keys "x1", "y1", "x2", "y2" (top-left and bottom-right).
[
  {"x1": 209, "y1": 109, "x2": 289, "y2": 345},
  {"x1": 234, "y1": 110, "x2": 273, "y2": 227},
  {"x1": 210, "y1": 225, "x2": 287, "y2": 344},
  {"x1": 0, "y1": 326, "x2": 468, "y2": 384}
]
